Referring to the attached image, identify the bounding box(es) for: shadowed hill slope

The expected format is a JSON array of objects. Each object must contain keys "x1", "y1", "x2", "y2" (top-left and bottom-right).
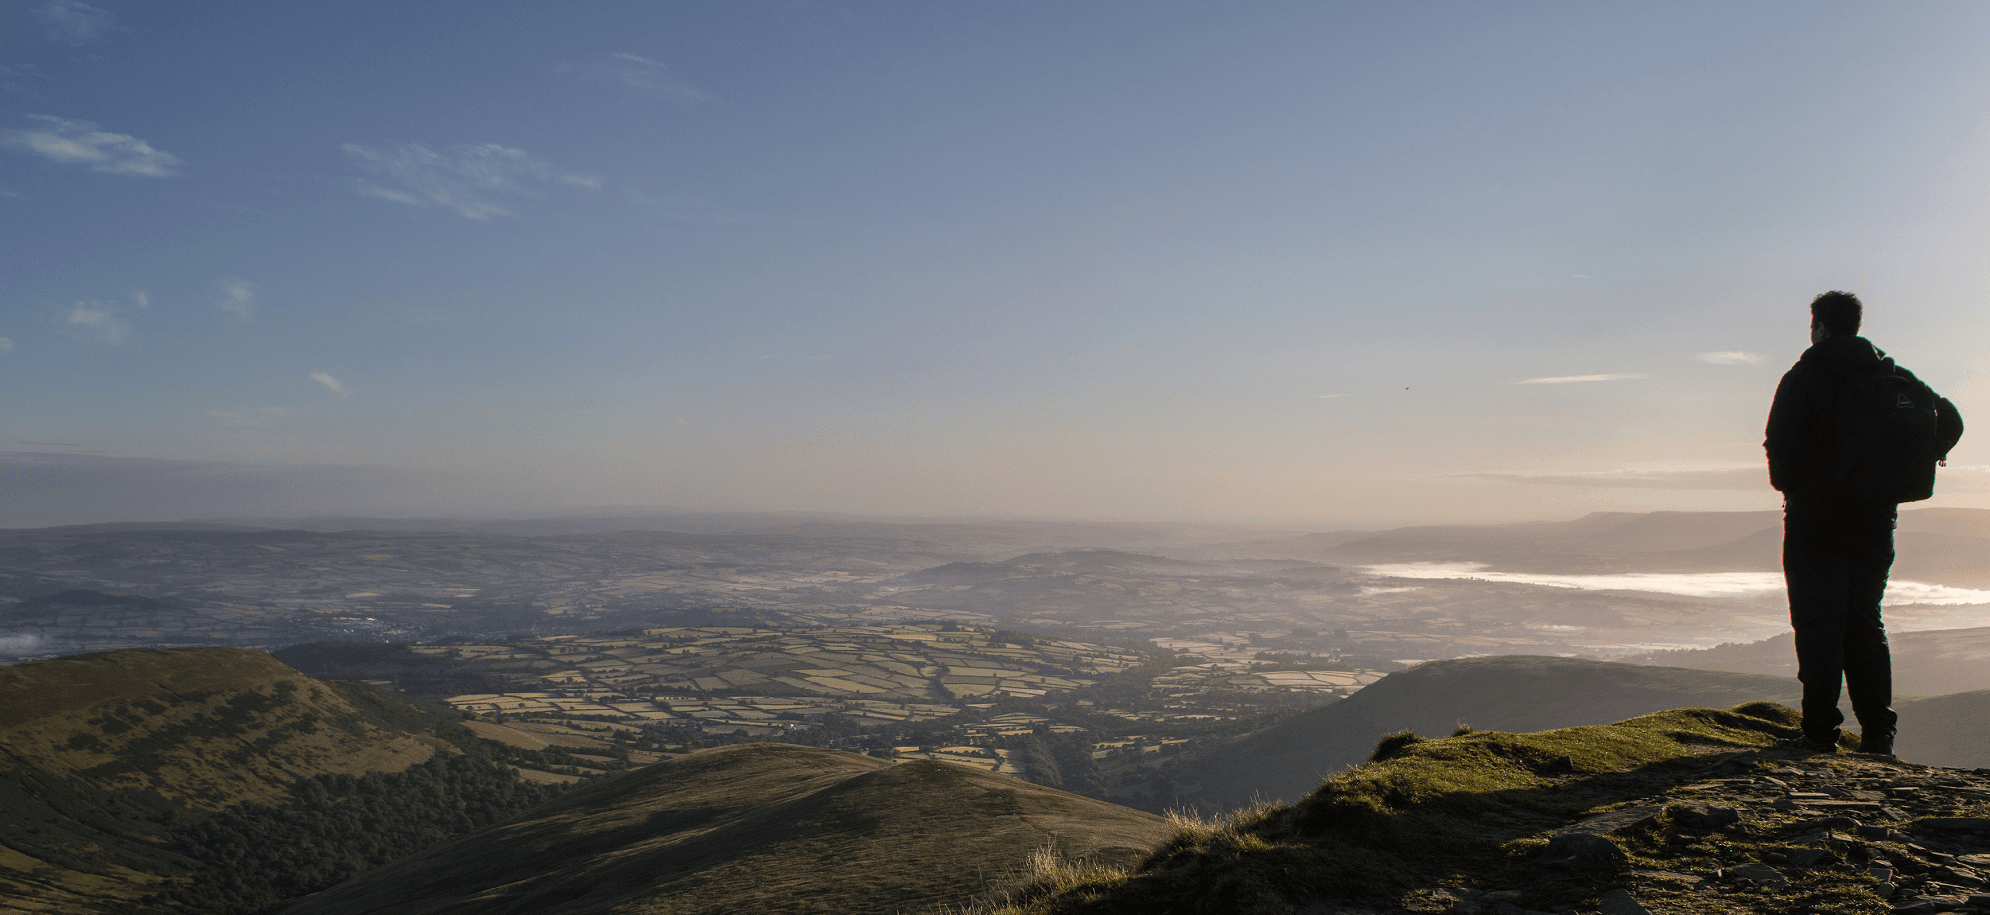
[
  {"x1": 0, "y1": 648, "x2": 492, "y2": 913},
  {"x1": 1632, "y1": 625, "x2": 1990, "y2": 697},
  {"x1": 1172, "y1": 656, "x2": 1802, "y2": 811},
  {"x1": 1895, "y1": 689, "x2": 1990, "y2": 768},
  {"x1": 282, "y1": 742, "x2": 1174, "y2": 915}
]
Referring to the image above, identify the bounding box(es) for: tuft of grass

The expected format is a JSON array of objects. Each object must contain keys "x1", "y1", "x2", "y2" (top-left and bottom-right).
[{"x1": 1369, "y1": 728, "x2": 1425, "y2": 762}]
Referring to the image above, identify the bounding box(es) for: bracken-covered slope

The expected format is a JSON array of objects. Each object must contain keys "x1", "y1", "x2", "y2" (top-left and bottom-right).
[
  {"x1": 1173, "y1": 656, "x2": 1803, "y2": 811},
  {"x1": 282, "y1": 742, "x2": 1175, "y2": 915},
  {"x1": 0, "y1": 647, "x2": 481, "y2": 913},
  {"x1": 980, "y1": 702, "x2": 1990, "y2": 915}
]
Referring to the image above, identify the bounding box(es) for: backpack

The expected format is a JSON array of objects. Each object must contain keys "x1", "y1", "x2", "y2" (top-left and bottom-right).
[{"x1": 1823, "y1": 363, "x2": 1952, "y2": 503}]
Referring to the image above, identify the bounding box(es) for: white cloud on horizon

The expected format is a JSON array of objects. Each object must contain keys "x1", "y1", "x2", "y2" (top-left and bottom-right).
[
  {"x1": 36, "y1": 1, "x2": 116, "y2": 44},
  {"x1": 1696, "y1": 351, "x2": 1762, "y2": 366},
  {"x1": 560, "y1": 52, "x2": 709, "y2": 103},
  {"x1": 217, "y1": 279, "x2": 255, "y2": 318},
  {"x1": 67, "y1": 301, "x2": 131, "y2": 343},
  {"x1": 2, "y1": 115, "x2": 181, "y2": 177},
  {"x1": 1512, "y1": 373, "x2": 1646, "y2": 385},
  {"x1": 310, "y1": 371, "x2": 350, "y2": 396},
  {"x1": 342, "y1": 142, "x2": 599, "y2": 220}
]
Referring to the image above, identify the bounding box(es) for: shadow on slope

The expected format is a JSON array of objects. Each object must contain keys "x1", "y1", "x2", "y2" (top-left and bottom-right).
[
  {"x1": 1172, "y1": 656, "x2": 1801, "y2": 811},
  {"x1": 281, "y1": 743, "x2": 1173, "y2": 915}
]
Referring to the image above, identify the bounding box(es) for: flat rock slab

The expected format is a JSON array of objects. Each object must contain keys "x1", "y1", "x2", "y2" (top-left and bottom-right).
[
  {"x1": 1597, "y1": 888, "x2": 1651, "y2": 915},
  {"x1": 1557, "y1": 806, "x2": 1663, "y2": 837},
  {"x1": 1917, "y1": 817, "x2": 1990, "y2": 832},
  {"x1": 1538, "y1": 833, "x2": 1627, "y2": 868},
  {"x1": 1728, "y1": 863, "x2": 1787, "y2": 887}
]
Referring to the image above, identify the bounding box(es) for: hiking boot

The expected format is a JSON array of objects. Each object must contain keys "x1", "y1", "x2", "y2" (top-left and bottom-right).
[
  {"x1": 1773, "y1": 733, "x2": 1838, "y2": 753},
  {"x1": 1858, "y1": 731, "x2": 1896, "y2": 756}
]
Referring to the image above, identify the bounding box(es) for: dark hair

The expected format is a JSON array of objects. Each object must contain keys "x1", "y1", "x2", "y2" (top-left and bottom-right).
[{"x1": 1811, "y1": 291, "x2": 1862, "y2": 337}]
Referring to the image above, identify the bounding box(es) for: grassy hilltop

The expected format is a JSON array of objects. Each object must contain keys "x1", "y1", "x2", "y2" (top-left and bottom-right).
[
  {"x1": 1170, "y1": 656, "x2": 1804, "y2": 811},
  {"x1": 972, "y1": 702, "x2": 1990, "y2": 915}
]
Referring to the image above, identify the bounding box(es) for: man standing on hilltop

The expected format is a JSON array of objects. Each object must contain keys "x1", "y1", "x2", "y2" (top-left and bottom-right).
[{"x1": 1764, "y1": 291, "x2": 1963, "y2": 756}]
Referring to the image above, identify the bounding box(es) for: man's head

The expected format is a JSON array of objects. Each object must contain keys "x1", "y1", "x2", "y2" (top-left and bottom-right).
[{"x1": 1811, "y1": 290, "x2": 1862, "y2": 342}]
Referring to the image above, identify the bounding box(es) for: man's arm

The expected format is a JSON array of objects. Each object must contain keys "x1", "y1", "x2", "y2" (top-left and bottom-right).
[{"x1": 1765, "y1": 365, "x2": 1820, "y2": 494}]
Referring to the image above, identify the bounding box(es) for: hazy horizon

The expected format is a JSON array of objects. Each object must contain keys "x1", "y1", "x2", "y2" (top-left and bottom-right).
[{"x1": 7, "y1": 3, "x2": 1990, "y2": 529}]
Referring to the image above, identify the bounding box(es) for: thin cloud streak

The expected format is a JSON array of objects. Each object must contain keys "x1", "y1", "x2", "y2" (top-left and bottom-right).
[
  {"x1": 1466, "y1": 467, "x2": 1767, "y2": 491},
  {"x1": 342, "y1": 142, "x2": 599, "y2": 220},
  {"x1": 560, "y1": 52, "x2": 710, "y2": 103},
  {"x1": 309, "y1": 371, "x2": 350, "y2": 396},
  {"x1": 2, "y1": 116, "x2": 180, "y2": 177},
  {"x1": 1697, "y1": 351, "x2": 1762, "y2": 366},
  {"x1": 35, "y1": 1, "x2": 116, "y2": 44},
  {"x1": 1511, "y1": 373, "x2": 1646, "y2": 385}
]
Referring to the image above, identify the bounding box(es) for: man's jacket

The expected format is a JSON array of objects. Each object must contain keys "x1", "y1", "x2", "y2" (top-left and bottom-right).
[{"x1": 1765, "y1": 334, "x2": 1963, "y2": 500}]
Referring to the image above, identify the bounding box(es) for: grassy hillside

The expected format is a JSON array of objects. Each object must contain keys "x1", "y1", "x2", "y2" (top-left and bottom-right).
[
  {"x1": 282, "y1": 743, "x2": 1174, "y2": 915},
  {"x1": 0, "y1": 647, "x2": 535, "y2": 914},
  {"x1": 974, "y1": 701, "x2": 1942, "y2": 915},
  {"x1": 1170, "y1": 656, "x2": 1802, "y2": 811}
]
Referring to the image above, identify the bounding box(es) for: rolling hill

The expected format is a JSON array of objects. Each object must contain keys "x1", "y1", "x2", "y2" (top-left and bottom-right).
[
  {"x1": 1169, "y1": 655, "x2": 1804, "y2": 811},
  {"x1": 0, "y1": 647, "x2": 559, "y2": 914},
  {"x1": 280, "y1": 742, "x2": 1174, "y2": 915}
]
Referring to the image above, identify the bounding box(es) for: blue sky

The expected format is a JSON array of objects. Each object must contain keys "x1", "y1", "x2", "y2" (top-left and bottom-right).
[{"x1": 5, "y1": 2, "x2": 1990, "y2": 527}]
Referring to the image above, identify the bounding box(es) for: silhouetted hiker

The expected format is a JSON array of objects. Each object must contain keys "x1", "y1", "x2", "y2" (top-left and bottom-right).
[{"x1": 1764, "y1": 291, "x2": 1963, "y2": 755}]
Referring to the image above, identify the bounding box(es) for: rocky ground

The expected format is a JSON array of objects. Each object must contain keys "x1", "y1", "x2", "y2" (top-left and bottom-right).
[{"x1": 1311, "y1": 746, "x2": 1990, "y2": 915}]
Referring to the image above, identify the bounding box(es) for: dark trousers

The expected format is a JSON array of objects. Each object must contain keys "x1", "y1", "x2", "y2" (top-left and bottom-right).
[{"x1": 1783, "y1": 498, "x2": 1898, "y2": 743}]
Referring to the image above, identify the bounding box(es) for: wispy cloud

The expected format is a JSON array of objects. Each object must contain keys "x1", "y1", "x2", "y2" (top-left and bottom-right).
[
  {"x1": 0, "y1": 187, "x2": 19, "y2": 198},
  {"x1": 216, "y1": 279, "x2": 255, "y2": 318},
  {"x1": 342, "y1": 142, "x2": 599, "y2": 220},
  {"x1": 1696, "y1": 351, "x2": 1762, "y2": 366},
  {"x1": 209, "y1": 407, "x2": 289, "y2": 426},
  {"x1": 1511, "y1": 373, "x2": 1646, "y2": 385},
  {"x1": 1466, "y1": 467, "x2": 1767, "y2": 491},
  {"x1": 560, "y1": 52, "x2": 709, "y2": 103},
  {"x1": 0, "y1": 338, "x2": 12, "y2": 352},
  {"x1": 1313, "y1": 393, "x2": 1350, "y2": 399},
  {"x1": 66, "y1": 301, "x2": 131, "y2": 343},
  {"x1": 131, "y1": 289, "x2": 149, "y2": 307},
  {"x1": 309, "y1": 371, "x2": 350, "y2": 397},
  {"x1": 36, "y1": 1, "x2": 117, "y2": 44},
  {"x1": 2, "y1": 115, "x2": 181, "y2": 177}
]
